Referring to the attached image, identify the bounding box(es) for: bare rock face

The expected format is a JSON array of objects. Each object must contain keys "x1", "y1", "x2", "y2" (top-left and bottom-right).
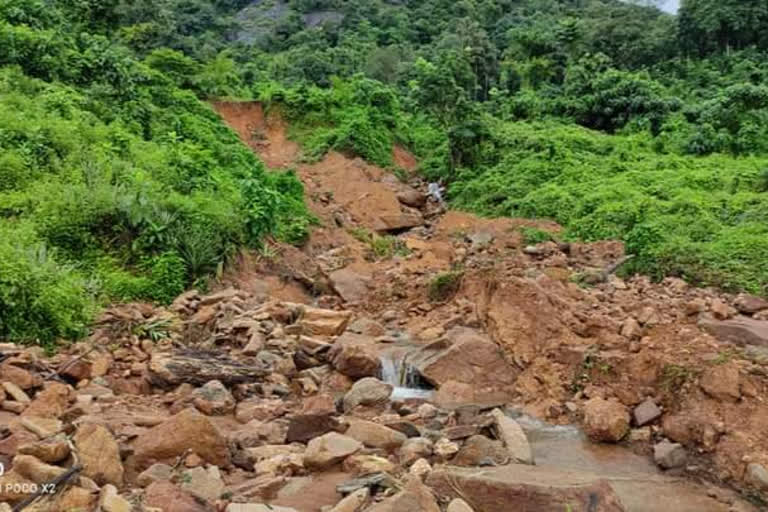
[
  {"x1": 73, "y1": 423, "x2": 124, "y2": 486},
  {"x1": 342, "y1": 377, "x2": 392, "y2": 412},
  {"x1": 583, "y1": 398, "x2": 630, "y2": 443},
  {"x1": 329, "y1": 333, "x2": 382, "y2": 378},
  {"x1": 409, "y1": 328, "x2": 516, "y2": 404},
  {"x1": 699, "y1": 362, "x2": 741, "y2": 402},
  {"x1": 132, "y1": 408, "x2": 230, "y2": 471},
  {"x1": 427, "y1": 467, "x2": 627, "y2": 512},
  {"x1": 303, "y1": 432, "x2": 362, "y2": 469}
]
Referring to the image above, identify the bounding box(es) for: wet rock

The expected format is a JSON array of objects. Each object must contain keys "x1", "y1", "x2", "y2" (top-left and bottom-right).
[
  {"x1": 745, "y1": 463, "x2": 768, "y2": 491},
  {"x1": 399, "y1": 437, "x2": 433, "y2": 466},
  {"x1": 583, "y1": 398, "x2": 629, "y2": 442},
  {"x1": 137, "y1": 463, "x2": 174, "y2": 487},
  {"x1": 329, "y1": 486, "x2": 370, "y2": 512},
  {"x1": 700, "y1": 315, "x2": 768, "y2": 349},
  {"x1": 73, "y1": 423, "x2": 124, "y2": 486},
  {"x1": 286, "y1": 412, "x2": 343, "y2": 443},
  {"x1": 345, "y1": 419, "x2": 407, "y2": 450},
  {"x1": 654, "y1": 440, "x2": 687, "y2": 469},
  {"x1": 427, "y1": 466, "x2": 626, "y2": 512},
  {"x1": 734, "y1": 294, "x2": 768, "y2": 315},
  {"x1": 180, "y1": 465, "x2": 225, "y2": 503},
  {"x1": 304, "y1": 432, "x2": 363, "y2": 469},
  {"x1": 298, "y1": 306, "x2": 352, "y2": 336},
  {"x1": 192, "y1": 380, "x2": 235, "y2": 415},
  {"x1": 343, "y1": 454, "x2": 396, "y2": 476},
  {"x1": 447, "y1": 498, "x2": 475, "y2": 512},
  {"x1": 342, "y1": 377, "x2": 392, "y2": 412},
  {"x1": 453, "y1": 435, "x2": 508, "y2": 467},
  {"x1": 17, "y1": 438, "x2": 70, "y2": 463},
  {"x1": 329, "y1": 333, "x2": 381, "y2": 378},
  {"x1": 700, "y1": 362, "x2": 741, "y2": 402},
  {"x1": 366, "y1": 478, "x2": 439, "y2": 512},
  {"x1": 633, "y1": 398, "x2": 662, "y2": 426},
  {"x1": 145, "y1": 481, "x2": 213, "y2": 512},
  {"x1": 132, "y1": 408, "x2": 230, "y2": 471},
  {"x1": 489, "y1": 409, "x2": 533, "y2": 464}
]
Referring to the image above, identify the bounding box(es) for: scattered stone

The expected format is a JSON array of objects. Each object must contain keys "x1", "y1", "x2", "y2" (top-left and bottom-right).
[
  {"x1": 13, "y1": 454, "x2": 67, "y2": 483},
  {"x1": 699, "y1": 315, "x2": 768, "y2": 348},
  {"x1": 654, "y1": 440, "x2": 687, "y2": 469},
  {"x1": 620, "y1": 318, "x2": 642, "y2": 339},
  {"x1": 137, "y1": 463, "x2": 174, "y2": 487},
  {"x1": 434, "y1": 438, "x2": 459, "y2": 460},
  {"x1": 489, "y1": 409, "x2": 533, "y2": 464},
  {"x1": 298, "y1": 306, "x2": 352, "y2": 336},
  {"x1": 73, "y1": 423, "x2": 124, "y2": 486},
  {"x1": 329, "y1": 334, "x2": 382, "y2": 378},
  {"x1": 17, "y1": 438, "x2": 70, "y2": 463},
  {"x1": 20, "y1": 416, "x2": 62, "y2": 438},
  {"x1": 304, "y1": 432, "x2": 363, "y2": 469},
  {"x1": 700, "y1": 362, "x2": 741, "y2": 402},
  {"x1": 330, "y1": 487, "x2": 370, "y2": 512},
  {"x1": 0, "y1": 363, "x2": 42, "y2": 390},
  {"x1": 583, "y1": 398, "x2": 629, "y2": 443},
  {"x1": 399, "y1": 437, "x2": 433, "y2": 466},
  {"x1": 633, "y1": 398, "x2": 662, "y2": 426},
  {"x1": 711, "y1": 299, "x2": 735, "y2": 320},
  {"x1": 132, "y1": 408, "x2": 230, "y2": 471},
  {"x1": 417, "y1": 403, "x2": 438, "y2": 419},
  {"x1": 629, "y1": 428, "x2": 652, "y2": 443},
  {"x1": 396, "y1": 189, "x2": 427, "y2": 208},
  {"x1": 366, "y1": 477, "x2": 439, "y2": 512},
  {"x1": 192, "y1": 380, "x2": 236, "y2": 415},
  {"x1": 745, "y1": 463, "x2": 768, "y2": 491},
  {"x1": 330, "y1": 268, "x2": 372, "y2": 303},
  {"x1": 345, "y1": 419, "x2": 407, "y2": 449},
  {"x1": 342, "y1": 378, "x2": 392, "y2": 412},
  {"x1": 343, "y1": 454, "x2": 396, "y2": 476},
  {"x1": 21, "y1": 381, "x2": 71, "y2": 418},
  {"x1": 145, "y1": 481, "x2": 213, "y2": 512},
  {"x1": 2, "y1": 381, "x2": 31, "y2": 403},
  {"x1": 286, "y1": 412, "x2": 343, "y2": 443},
  {"x1": 181, "y1": 465, "x2": 225, "y2": 503}
]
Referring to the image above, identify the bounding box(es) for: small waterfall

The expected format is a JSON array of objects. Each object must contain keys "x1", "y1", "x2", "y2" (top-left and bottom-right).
[{"x1": 380, "y1": 351, "x2": 433, "y2": 400}]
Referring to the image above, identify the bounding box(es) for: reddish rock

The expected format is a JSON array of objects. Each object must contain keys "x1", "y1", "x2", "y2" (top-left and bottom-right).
[
  {"x1": 698, "y1": 316, "x2": 768, "y2": 348},
  {"x1": 22, "y1": 382, "x2": 71, "y2": 418},
  {"x1": 633, "y1": 399, "x2": 662, "y2": 427},
  {"x1": 700, "y1": 362, "x2": 741, "y2": 402},
  {"x1": 328, "y1": 333, "x2": 381, "y2": 378},
  {"x1": 145, "y1": 481, "x2": 213, "y2": 512},
  {"x1": 734, "y1": 294, "x2": 768, "y2": 315},
  {"x1": 345, "y1": 419, "x2": 407, "y2": 450},
  {"x1": 583, "y1": 398, "x2": 629, "y2": 443},
  {"x1": 0, "y1": 363, "x2": 42, "y2": 390},
  {"x1": 710, "y1": 299, "x2": 735, "y2": 320},
  {"x1": 73, "y1": 423, "x2": 124, "y2": 486},
  {"x1": 286, "y1": 413, "x2": 343, "y2": 443},
  {"x1": 298, "y1": 306, "x2": 352, "y2": 336},
  {"x1": 366, "y1": 477, "x2": 439, "y2": 512}
]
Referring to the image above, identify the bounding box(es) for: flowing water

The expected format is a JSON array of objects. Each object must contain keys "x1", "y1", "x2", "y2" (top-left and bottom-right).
[{"x1": 379, "y1": 349, "x2": 433, "y2": 400}]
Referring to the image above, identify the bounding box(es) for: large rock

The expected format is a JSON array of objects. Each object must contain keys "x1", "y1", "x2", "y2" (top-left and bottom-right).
[
  {"x1": 342, "y1": 377, "x2": 392, "y2": 411},
  {"x1": 447, "y1": 499, "x2": 475, "y2": 512},
  {"x1": 192, "y1": 380, "x2": 236, "y2": 415},
  {"x1": 17, "y1": 438, "x2": 70, "y2": 463},
  {"x1": 304, "y1": 432, "x2": 362, "y2": 469},
  {"x1": 329, "y1": 487, "x2": 370, "y2": 512},
  {"x1": 0, "y1": 363, "x2": 42, "y2": 390},
  {"x1": 396, "y1": 189, "x2": 427, "y2": 208},
  {"x1": 399, "y1": 437, "x2": 433, "y2": 466},
  {"x1": 583, "y1": 398, "x2": 629, "y2": 443},
  {"x1": 653, "y1": 441, "x2": 687, "y2": 469},
  {"x1": 374, "y1": 210, "x2": 424, "y2": 233},
  {"x1": 366, "y1": 478, "x2": 440, "y2": 512},
  {"x1": 21, "y1": 382, "x2": 71, "y2": 418},
  {"x1": 409, "y1": 328, "x2": 516, "y2": 404},
  {"x1": 632, "y1": 399, "x2": 662, "y2": 427},
  {"x1": 734, "y1": 294, "x2": 768, "y2": 315},
  {"x1": 343, "y1": 454, "x2": 396, "y2": 476},
  {"x1": 148, "y1": 350, "x2": 268, "y2": 388},
  {"x1": 453, "y1": 435, "x2": 509, "y2": 467},
  {"x1": 13, "y1": 454, "x2": 67, "y2": 483},
  {"x1": 489, "y1": 409, "x2": 533, "y2": 464},
  {"x1": 329, "y1": 268, "x2": 372, "y2": 304},
  {"x1": 73, "y1": 423, "x2": 124, "y2": 486},
  {"x1": 345, "y1": 419, "x2": 407, "y2": 450},
  {"x1": 145, "y1": 481, "x2": 213, "y2": 512},
  {"x1": 298, "y1": 306, "x2": 352, "y2": 336},
  {"x1": 699, "y1": 362, "x2": 741, "y2": 402},
  {"x1": 698, "y1": 315, "x2": 768, "y2": 348},
  {"x1": 180, "y1": 465, "x2": 225, "y2": 503},
  {"x1": 286, "y1": 413, "x2": 343, "y2": 443},
  {"x1": 329, "y1": 333, "x2": 382, "y2": 378},
  {"x1": 132, "y1": 408, "x2": 230, "y2": 471},
  {"x1": 745, "y1": 463, "x2": 768, "y2": 491},
  {"x1": 427, "y1": 467, "x2": 626, "y2": 512}
]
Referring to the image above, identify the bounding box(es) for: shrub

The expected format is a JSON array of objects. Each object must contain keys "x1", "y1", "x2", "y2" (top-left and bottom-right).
[{"x1": 428, "y1": 271, "x2": 464, "y2": 302}]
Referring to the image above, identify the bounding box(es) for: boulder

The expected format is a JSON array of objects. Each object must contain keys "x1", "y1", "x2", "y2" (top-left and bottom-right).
[
  {"x1": 583, "y1": 398, "x2": 629, "y2": 443},
  {"x1": 453, "y1": 435, "x2": 509, "y2": 467},
  {"x1": 304, "y1": 432, "x2": 362, "y2": 469},
  {"x1": 698, "y1": 316, "x2": 768, "y2": 348},
  {"x1": 345, "y1": 419, "x2": 407, "y2": 450},
  {"x1": 17, "y1": 438, "x2": 70, "y2": 463},
  {"x1": 13, "y1": 454, "x2": 67, "y2": 483},
  {"x1": 329, "y1": 487, "x2": 370, "y2": 512},
  {"x1": 489, "y1": 409, "x2": 533, "y2": 464},
  {"x1": 21, "y1": 382, "x2": 71, "y2": 418},
  {"x1": 192, "y1": 380, "x2": 236, "y2": 415},
  {"x1": 396, "y1": 189, "x2": 427, "y2": 208},
  {"x1": 653, "y1": 441, "x2": 687, "y2": 469},
  {"x1": 132, "y1": 408, "x2": 230, "y2": 471},
  {"x1": 343, "y1": 454, "x2": 396, "y2": 476},
  {"x1": 329, "y1": 268, "x2": 372, "y2": 304},
  {"x1": 734, "y1": 294, "x2": 768, "y2": 315},
  {"x1": 180, "y1": 465, "x2": 225, "y2": 503},
  {"x1": 145, "y1": 481, "x2": 213, "y2": 512},
  {"x1": 398, "y1": 437, "x2": 433, "y2": 466},
  {"x1": 137, "y1": 463, "x2": 174, "y2": 487},
  {"x1": 745, "y1": 463, "x2": 768, "y2": 491},
  {"x1": 374, "y1": 210, "x2": 424, "y2": 233},
  {"x1": 409, "y1": 328, "x2": 516, "y2": 404},
  {"x1": 329, "y1": 333, "x2": 381, "y2": 378},
  {"x1": 447, "y1": 498, "x2": 475, "y2": 512},
  {"x1": 148, "y1": 350, "x2": 268, "y2": 388},
  {"x1": 73, "y1": 423, "x2": 124, "y2": 486},
  {"x1": 54, "y1": 486, "x2": 97, "y2": 511},
  {"x1": 99, "y1": 484, "x2": 132, "y2": 512},
  {"x1": 699, "y1": 362, "x2": 741, "y2": 402},
  {"x1": 366, "y1": 478, "x2": 440, "y2": 512},
  {"x1": 633, "y1": 398, "x2": 662, "y2": 427},
  {"x1": 342, "y1": 377, "x2": 392, "y2": 412},
  {"x1": 0, "y1": 363, "x2": 42, "y2": 390},
  {"x1": 298, "y1": 306, "x2": 352, "y2": 336},
  {"x1": 427, "y1": 467, "x2": 626, "y2": 512},
  {"x1": 2, "y1": 381, "x2": 30, "y2": 403},
  {"x1": 286, "y1": 413, "x2": 343, "y2": 443}
]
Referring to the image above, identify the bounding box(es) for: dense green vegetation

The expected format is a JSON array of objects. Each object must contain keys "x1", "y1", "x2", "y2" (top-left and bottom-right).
[{"x1": 2, "y1": 0, "x2": 767, "y2": 344}]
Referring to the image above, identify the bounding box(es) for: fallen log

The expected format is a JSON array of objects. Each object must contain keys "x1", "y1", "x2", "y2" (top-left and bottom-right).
[{"x1": 147, "y1": 349, "x2": 268, "y2": 388}]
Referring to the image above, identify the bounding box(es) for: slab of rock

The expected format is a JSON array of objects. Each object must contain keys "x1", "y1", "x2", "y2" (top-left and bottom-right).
[
  {"x1": 192, "y1": 380, "x2": 236, "y2": 415},
  {"x1": 399, "y1": 437, "x2": 433, "y2": 466},
  {"x1": 298, "y1": 307, "x2": 352, "y2": 336},
  {"x1": 73, "y1": 423, "x2": 124, "y2": 486},
  {"x1": 304, "y1": 432, "x2": 362, "y2": 469},
  {"x1": 366, "y1": 478, "x2": 439, "y2": 512},
  {"x1": 343, "y1": 454, "x2": 396, "y2": 476},
  {"x1": 427, "y1": 467, "x2": 626, "y2": 512},
  {"x1": 329, "y1": 486, "x2": 370, "y2": 512},
  {"x1": 21, "y1": 381, "x2": 71, "y2": 418},
  {"x1": 181, "y1": 465, "x2": 225, "y2": 503},
  {"x1": 330, "y1": 268, "x2": 372, "y2": 303},
  {"x1": 329, "y1": 333, "x2": 382, "y2": 378},
  {"x1": 286, "y1": 412, "x2": 343, "y2": 443},
  {"x1": 374, "y1": 211, "x2": 424, "y2": 233},
  {"x1": 345, "y1": 419, "x2": 407, "y2": 450},
  {"x1": 453, "y1": 435, "x2": 509, "y2": 467},
  {"x1": 489, "y1": 409, "x2": 533, "y2": 464},
  {"x1": 17, "y1": 438, "x2": 70, "y2": 463},
  {"x1": 21, "y1": 416, "x2": 62, "y2": 438},
  {"x1": 409, "y1": 328, "x2": 516, "y2": 404},
  {"x1": 745, "y1": 463, "x2": 768, "y2": 491},
  {"x1": 447, "y1": 498, "x2": 475, "y2": 512},
  {"x1": 699, "y1": 362, "x2": 741, "y2": 402},
  {"x1": 99, "y1": 484, "x2": 132, "y2": 512},
  {"x1": 148, "y1": 350, "x2": 268, "y2": 388},
  {"x1": 654, "y1": 440, "x2": 687, "y2": 469},
  {"x1": 734, "y1": 294, "x2": 768, "y2": 315},
  {"x1": 699, "y1": 315, "x2": 768, "y2": 348},
  {"x1": 396, "y1": 189, "x2": 427, "y2": 208},
  {"x1": 343, "y1": 377, "x2": 392, "y2": 411},
  {"x1": 0, "y1": 363, "x2": 42, "y2": 390},
  {"x1": 132, "y1": 408, "x2": 230, "y2": 471},
  {"x1": 137, "y1": 463, "x2": 174, "y2": 487},
  {"x1": 633, "y1": 399, "x2": 662, "y2": 427},
  {"x1": 13, "y1": 454, "x2": 67, "y2": 483},
  {"x1": 2, "y1": 381, "x2": 30, "y2": 403},
  {"x1": 583, "y1": 398, "x2": 629, "y2": 442},
  {"x1": 145, "y1": 481, "x2": 213, "y2": 512}
]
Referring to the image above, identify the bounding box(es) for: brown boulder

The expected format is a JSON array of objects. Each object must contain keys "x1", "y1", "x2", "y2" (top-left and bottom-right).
[
  {"x1": 22, "y1": 382, "x2": 71, "y2": 418},
  {"x1": 0, "y1": 363, "x2": 42, "y2": 390},
  {"x1": 396, "y1": 189, "x2": 427, "y2": 208},
  {"x1": 453, "y1": 435, "x2": 509, "y2": 467},
  {"x1": 132, "y1": 408, "x2": 230, "y2": 471},
  {"x1": 700, "y1": 362, "x2": 741, "y2": 402},
  {"x1": 298, "y1": 306, "x2": 352, "y2": 336},
  {"x1": 374, "y1": 210, "x2": 424, "y2": 233},
  {"x1": 427, "y1": 466, "x2": 626, "y2": 512},
  {"x1": 285, "y1": 413, "x2": 343, "y2": 443},
  {"x1": 304, "y1": 432, "x2": 362, "y2": 469},
  {"x1": 329, "y1": 268, "x2": 372, "y2": 303},
  {"x1": 489, "y1": 409, "x2": 533, "y2": 464},
  {"x1": 734, "y1": 294, "x2": 768, "y2": 315},
  {"x1": 366, "y1": 478, "x2": 440, "y2": 512},
  {"x1": 345, "y1": 419, "x2": 407, "y2": 450},
  {"x1": 342, "y1": 377, "x2": 392, "y2": 412},
  {"x1": 73, "y1": 423, "x2": 124, "y2": 486},
  {"x1": 18, "y1": 438, "x2": 70, "y2": 463},
  {"x1": 583, "y1": 398, "x2": 629, "y2": 443},
  {"x1": 192, "y1": 380, "x2": 236, "y2": 415},
  {"x1": 145, "y1": 481, "x2": 213, "y2": 512},
  {"x1": 698, "y1": 315, "x2": 768, "y2": 348},
  {"x1": 329, "y1": 333, "x2": 381, "y2": 378}
]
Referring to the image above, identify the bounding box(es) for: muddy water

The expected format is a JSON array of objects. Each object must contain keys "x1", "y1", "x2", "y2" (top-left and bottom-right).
[
  {"x1": 510, "y1": 412, "x2": 755, "y2": 512},
  {"x1": 378, "y1": 345, "x2": 434, "y2": 401}
]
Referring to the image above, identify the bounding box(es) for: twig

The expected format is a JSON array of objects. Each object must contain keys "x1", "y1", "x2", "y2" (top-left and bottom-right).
[
  {"x1": 12, "y1": 464, "x2": 82, "y2": 512},
  {"x1": 600, "y1": 254, "x2": 635, "y2": 280}
]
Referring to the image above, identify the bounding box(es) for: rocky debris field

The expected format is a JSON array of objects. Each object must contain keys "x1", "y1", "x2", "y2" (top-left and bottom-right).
[{"x1": 1, "y1": 102, "x2": 767, "y2": 512}]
